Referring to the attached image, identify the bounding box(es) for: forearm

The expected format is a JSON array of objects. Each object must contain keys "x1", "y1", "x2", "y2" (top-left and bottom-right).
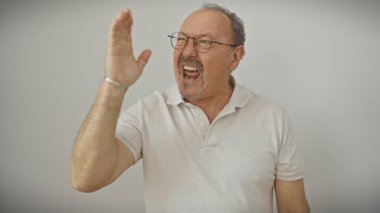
[
  {"x1": 70, "y1": 9, "x2": 151, "y2": 192},
  {"x1": 70, "y1": 81, "x2": 127, "y2": 192}
]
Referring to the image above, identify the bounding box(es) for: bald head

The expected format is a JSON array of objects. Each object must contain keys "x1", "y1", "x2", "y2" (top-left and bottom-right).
[
  {"x1": 200, "y1": 3, "x2": 245, "y2": 46},
  {"x1": 180, "y1": 9, "x2": 235, "y2": 44}
]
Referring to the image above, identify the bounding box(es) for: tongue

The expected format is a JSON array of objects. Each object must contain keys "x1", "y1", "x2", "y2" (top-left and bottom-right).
[{"x1": 185, "y1": 70, "x2": 200, "y2": 79}]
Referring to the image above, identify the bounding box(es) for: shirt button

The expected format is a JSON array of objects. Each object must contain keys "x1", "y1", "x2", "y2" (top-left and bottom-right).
[{"x1": 200, "y1": 122, "x2": 205, "y2": 126}]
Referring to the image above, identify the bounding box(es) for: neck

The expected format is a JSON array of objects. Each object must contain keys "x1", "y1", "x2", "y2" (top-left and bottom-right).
[{"x1": 187, "y1": 80, "x2": 234, "y2": 123}]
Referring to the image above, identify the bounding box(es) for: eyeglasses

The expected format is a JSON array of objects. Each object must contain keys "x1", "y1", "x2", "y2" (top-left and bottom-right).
[{"x1": 168, "y1": 32, "x2": 237, "y2": 53}]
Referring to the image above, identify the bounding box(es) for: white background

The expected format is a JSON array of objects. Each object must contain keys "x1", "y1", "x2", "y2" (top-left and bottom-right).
[{"x1": 1, "y1": 0, "x2": 379, "y2": 212}]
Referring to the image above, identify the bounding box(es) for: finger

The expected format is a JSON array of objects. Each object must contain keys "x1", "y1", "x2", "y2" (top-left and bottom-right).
[
  {"x1": 110, "y1": 9, "x2": 132, "y2": 31},
  {"x1": 108, "y1": 10, "x2": 133, "y2": 52},
  {"x1": 119, "y1": 9, "x2": 133, "y2": 34},
  {"x1": 137, "y1": 49, "x2": 152, "y2": 71}
]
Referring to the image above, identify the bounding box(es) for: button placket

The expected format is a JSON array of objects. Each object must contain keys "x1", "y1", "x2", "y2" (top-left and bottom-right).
[
  {"x1": 197, "y1": 109, "x2": 210, "y2": 138},
  {"x1": 187, "y1": 104, "x2": 210, "y2": 139}
]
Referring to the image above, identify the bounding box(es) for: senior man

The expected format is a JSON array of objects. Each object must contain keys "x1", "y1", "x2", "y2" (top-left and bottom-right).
[{"x1": 71, "y1": 4, "x2": 310, "y2": 213}]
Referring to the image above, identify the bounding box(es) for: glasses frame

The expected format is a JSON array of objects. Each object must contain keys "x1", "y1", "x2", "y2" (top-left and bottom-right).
[{"x1": 168, "y1": 32, "x2": 238, "y2": 53}]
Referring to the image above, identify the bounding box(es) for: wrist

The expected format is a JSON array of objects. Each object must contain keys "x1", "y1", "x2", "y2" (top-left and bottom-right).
[
  {"x1": 96, "y1": 79, "x2": 127, "y2": 104},
  {"x1": 104, "y1": 76, "x2": 127, "y2": 92}
]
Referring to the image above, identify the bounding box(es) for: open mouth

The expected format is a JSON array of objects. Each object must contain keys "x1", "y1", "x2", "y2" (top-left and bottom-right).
[{"x1": 182, "y1": 65, "x2": 200, "y2": 79}]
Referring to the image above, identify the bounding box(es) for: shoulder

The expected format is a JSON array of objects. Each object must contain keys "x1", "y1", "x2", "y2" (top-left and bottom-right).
[
  {"x1": 139, "y1": 85, "x2": 177, "y2": 107},
  {"x1": 125, "y1": 86, "x2": 177, "y2": 115},
  {"x1": 240, "y1": 85, "x2": 288, "y2": 117},
  {"x1": 233, "y1": 85, "x2": 295, "y2": 134}
]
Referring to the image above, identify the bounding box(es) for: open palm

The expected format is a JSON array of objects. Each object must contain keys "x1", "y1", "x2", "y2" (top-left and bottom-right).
[{"x1": 105, "y1": 9, "x2": 151, "y2": 88}]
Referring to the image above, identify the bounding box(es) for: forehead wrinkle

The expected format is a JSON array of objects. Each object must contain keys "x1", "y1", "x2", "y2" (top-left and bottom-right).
[{"x1": 179, "y1": 31, "x2": 215, "y2": 39}]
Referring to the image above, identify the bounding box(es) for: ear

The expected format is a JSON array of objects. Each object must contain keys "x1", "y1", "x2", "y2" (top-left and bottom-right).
[{"x1": 229, "y1": 45, "x2": 245, "y2": 71}]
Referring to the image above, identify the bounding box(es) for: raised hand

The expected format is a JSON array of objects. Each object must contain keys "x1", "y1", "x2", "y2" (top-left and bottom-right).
[{"x1": 105, "y1": 9, "x2": 152, "y2": 88}]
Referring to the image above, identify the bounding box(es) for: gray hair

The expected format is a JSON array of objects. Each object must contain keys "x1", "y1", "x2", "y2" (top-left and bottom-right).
[{"x1": 201, "y1": 3, "x2": 245, "y2": 45}]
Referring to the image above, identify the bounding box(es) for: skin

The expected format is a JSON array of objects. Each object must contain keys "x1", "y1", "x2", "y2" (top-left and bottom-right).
[
  {"x1": 70, "y1": 10, "x2": 149, "y2": 192},
  {"x1": 174, "y1": 9, "x2": 244, "y2": 122},
  {"x1": 275, "y1": 179, "x2": 310, "y2": 213},
  {"x1": 70, "y1": 8, "x2": 310, "y2": 212}
]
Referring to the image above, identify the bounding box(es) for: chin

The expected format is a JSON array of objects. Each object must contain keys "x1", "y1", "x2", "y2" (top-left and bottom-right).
[{"x1": 179, "y1": 87, "x2": 202, "y2": 102}]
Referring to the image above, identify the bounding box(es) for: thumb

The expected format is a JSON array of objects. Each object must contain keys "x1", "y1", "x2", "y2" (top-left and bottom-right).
[{"x1": 137, "y1": 49, "x2": 152, "y2": 71}]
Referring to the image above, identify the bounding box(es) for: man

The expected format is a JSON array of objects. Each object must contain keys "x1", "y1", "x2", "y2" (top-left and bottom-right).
[{"x1": 70, "y1": 3, "x2": 310, "y2": 213}]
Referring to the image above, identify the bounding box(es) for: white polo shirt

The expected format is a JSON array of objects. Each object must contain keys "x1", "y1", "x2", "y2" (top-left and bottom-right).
[{"x1": 116, "y1": 82, "x2": 304, "y2": 213}]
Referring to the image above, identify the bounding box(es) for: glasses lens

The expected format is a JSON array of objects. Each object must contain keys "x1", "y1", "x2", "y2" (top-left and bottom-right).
[
  {"x1": 169, "y1": 32, "x2": 212, "y2": 53},
  {"x1": 170, "y1": 32, "x2": 187, "y2": 50},
  {"x1": 195, "y1": 36, "x2": 212, "y2": 53}
]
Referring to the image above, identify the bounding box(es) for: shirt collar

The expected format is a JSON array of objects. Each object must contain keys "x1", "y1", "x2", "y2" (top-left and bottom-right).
[
  {"x1": 166, "y1": 84, "x2": 184, "y2": 105},
  {"x1": 166, "y1": 76, "x2": 252, "y2": 108}
]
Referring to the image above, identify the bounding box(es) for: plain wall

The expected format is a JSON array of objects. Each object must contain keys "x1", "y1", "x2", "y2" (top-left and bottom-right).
[{"x1": 1, "y1": 0, "x2": 379, "y2": 212}]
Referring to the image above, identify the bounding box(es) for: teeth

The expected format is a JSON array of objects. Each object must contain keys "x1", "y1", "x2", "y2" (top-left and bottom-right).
[{"x1": 183, "y1": 65, "x2": 197, "y2": 71}]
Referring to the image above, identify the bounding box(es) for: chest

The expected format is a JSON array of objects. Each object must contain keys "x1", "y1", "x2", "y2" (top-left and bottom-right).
[{"x1": 141, "y1": 106, "x2": 279, "y2": 186}]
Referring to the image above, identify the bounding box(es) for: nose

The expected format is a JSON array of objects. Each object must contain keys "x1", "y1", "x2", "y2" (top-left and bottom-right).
[{"x1": 181, "y1": 37, "x2": 198, "y2": 57}]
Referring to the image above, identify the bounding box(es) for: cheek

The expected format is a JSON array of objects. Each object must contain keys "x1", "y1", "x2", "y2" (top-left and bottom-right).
[
  {"x1": 202, "y1": 55, "x2": 232, "y2": 82},
  {"x1": 173, "y1": 51, "x2": 181, "y2": 69},
  {"x1": 173, "y1": 51, "x2": 181, "y2": 78}
]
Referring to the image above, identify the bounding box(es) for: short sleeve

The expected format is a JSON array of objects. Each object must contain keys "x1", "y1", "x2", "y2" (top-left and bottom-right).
[
  {"x1": 115, "y1": 104, "x2": 143, "y2": 163},
  {"x1": 275, "y1": 111, "x2": 304, "y2": 180}
]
